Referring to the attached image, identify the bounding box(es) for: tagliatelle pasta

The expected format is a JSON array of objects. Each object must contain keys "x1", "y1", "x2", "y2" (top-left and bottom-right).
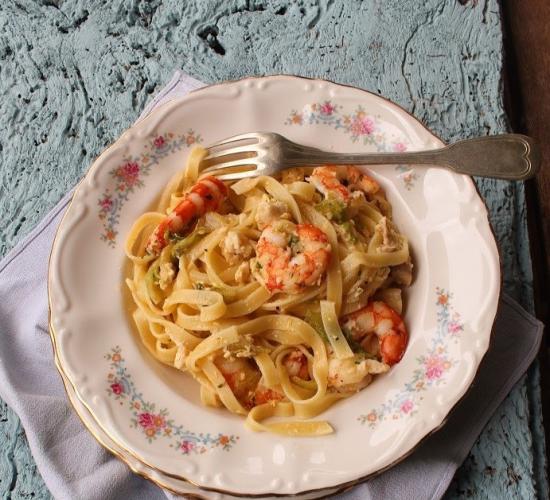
[{"x1": 125, "y1": 146, "x2": 413, "y2": 436}]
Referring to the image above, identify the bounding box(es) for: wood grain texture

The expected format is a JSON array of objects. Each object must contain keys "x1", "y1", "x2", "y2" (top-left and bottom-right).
[
  {"x1": 501, "y1": 0, "x2": 550, "y2": 323},
  {"x1": 501, "y1": 5, "x2": 550, "y2": 494},
  {"x1": 0, "y1": 1, "x2": 546, "y2": 498}
]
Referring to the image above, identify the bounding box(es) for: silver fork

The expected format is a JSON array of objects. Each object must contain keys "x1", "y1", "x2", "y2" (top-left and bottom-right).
[{"x1": 200, "y1": 132, "x2": 540, "y2": 181}]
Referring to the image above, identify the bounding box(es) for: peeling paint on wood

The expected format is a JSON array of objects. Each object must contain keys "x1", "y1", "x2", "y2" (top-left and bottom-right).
[{"x1": 0, "y1": 1, "x2": 546, "y2": 498}]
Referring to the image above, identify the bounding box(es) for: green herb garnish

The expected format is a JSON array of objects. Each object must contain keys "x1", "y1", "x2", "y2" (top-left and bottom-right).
[
  {"x1": 315, "y1": 198, "x2": 348, "y2": 223},
  {"x1": 145, "y1": 262, "x2": 163, "y2": 304},
  {"x1": 145, "y1": 263, "x2": 158, "y2": 286},
  {"x1": 171, "y1": 226, "x2": 210, "y2": 258},
  {"x1": 288, "y1": 233, "x2": 302, "y2": 254},
  {"x1": 341, "y1": 326, "x2": 366, "y2": 353},
  {"x1": 339, "y1": 220, "x2": 358, "y2": 244},
  {"x1": 288, "y1": 234, "x2": 299, "y2": 247}
]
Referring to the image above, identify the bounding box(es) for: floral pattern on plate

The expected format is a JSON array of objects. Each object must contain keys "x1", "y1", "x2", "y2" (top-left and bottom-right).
[
  {"x1": 97, "y1": 131, "x2": 201, "y2": 247},
  {"x1": 395, "y1": 165, "x2": 419, "y2": 191},
  {"x1": 358, "y1": 287, "x2": 464, "y2": 428},
  {"x1": 285, "y1": 101, "x2": 418, "y2": 189},
  {"x1": 48, "y1": 76, "x2": 500, "y2": 494},
  {"x1": 106, "y1": 346, "x2": 238, "y2": 454}
]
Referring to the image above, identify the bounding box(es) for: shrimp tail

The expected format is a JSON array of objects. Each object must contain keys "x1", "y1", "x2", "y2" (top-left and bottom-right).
[
  {"x1": 380, "y1": 329, "x2": 408, "y2": 365},
  {"x1": 146, "y1": 176, "x2": 227, "y2": 255},
  {"x1": 342, "y1": 300, "x2": 408, "y2": 366}
]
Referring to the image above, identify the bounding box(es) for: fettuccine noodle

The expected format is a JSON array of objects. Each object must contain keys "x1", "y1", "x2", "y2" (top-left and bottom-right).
[{"x1": 126, "y1": 147, "x2": 413, "y2": 436}]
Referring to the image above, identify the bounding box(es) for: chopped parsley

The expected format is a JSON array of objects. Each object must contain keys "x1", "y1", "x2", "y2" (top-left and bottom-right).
[
  {"x1": 288, "y1": 233, "x2": 302, "y2": 255},
  {"x1": 144, "y1": 263, "x2": 163, "y2": 304},
  {"x1": 341, "y1": 325, "x2": 366, "y2": 353},
  {"x1": 152, "y1": 266, "x2": 160, "y2": 282},
  {"x1": 145, "y1": 263, "x2": 160, "y2": 286},
  {"x1": 171, "y1": 226, "x2": 210, "y2": 258},
  {"x1": 339, "y1": 220, "x2": 358, "y2": 244},
  {"x1": 315, "y1": 198, "x2": 348, "y2": 223},
  {"x1": 194, "y1": 282, "x2": 205, "y2": 290},
  {"x1": 288, "y1": 234, "x2": 299, "y2": 247}
]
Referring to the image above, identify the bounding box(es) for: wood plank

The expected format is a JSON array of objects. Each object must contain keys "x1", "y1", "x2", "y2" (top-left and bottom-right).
[
  {"x1": 501, "y1": 0, "x2": 550, "y2": 321},
  {"x1": 501, "y1": 0, "x2": 550, "y2": 483}
]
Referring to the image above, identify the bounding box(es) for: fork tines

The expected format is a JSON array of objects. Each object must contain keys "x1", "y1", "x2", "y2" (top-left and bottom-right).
[{"x1": 200, "y1": 132, "x2": 262, "y2": 180}]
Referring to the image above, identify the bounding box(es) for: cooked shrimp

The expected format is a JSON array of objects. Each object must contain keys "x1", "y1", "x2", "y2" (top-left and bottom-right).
[
  {"x1": 308, "y1": 165, "x2": 379, "y2": 203},
  {"x1": 256, "y1": 221, "x2": 331, "y2": 294},
  {"x1": 283, "y1": 349, "x2": 310, "y2": 380},
  {"x1": 328, "y1": 352, "x2": 388, "y2": 393},
  {"x1": 146, "y1": 176, "x2": 227, "y2": 255},
  {"x1": 346, "y1": 165, "x2": 379, "y2": 196},
  {"x1": 342, "y1": 301, "x2": 408, "y2": 365},
  {"x1": 253, "y1": 385, "x2": 285, "y2": 406},
  {"x1": 215, "y1": 356, "x2": 261, "y2": 409},
  {"x1": 215, "y1": 355, "x2": 289, "y2": 408},
  {"x1": 281, "y1": 167, "x2": 306, "y2": 183},
  {"x1": 255, "y1": 350, "x2": 309, "y2": 404},
  {"x1": 309, "y1": 166, "x2": 351, "y2": 203}
]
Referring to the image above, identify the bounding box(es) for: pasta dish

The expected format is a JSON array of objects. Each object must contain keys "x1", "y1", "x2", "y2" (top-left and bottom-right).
[{"x1": 125, "y1": 147, "x2": 413, "y2": 436}]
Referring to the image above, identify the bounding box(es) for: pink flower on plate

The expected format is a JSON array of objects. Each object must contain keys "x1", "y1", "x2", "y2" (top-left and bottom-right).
[
  {"x1": 449, "y1": 321, "x2": 463, "y2": 335},
  {"x1": 320, "y1": 101, "x2": 335, "y2": 115},
  {"x1": 153, "y1": 135, "x2": 166, "y2": 148},
  {"x1": 123, "y1": 162, "x2": 140, "y2": 183},
  {"x1": 110, "y1": 382, "x2": 123, "y2": 395},
  {"x1": 138, "y1": 412, "x2": 155, "y2": 429},
  {"x1": 181, "y1": 440, "x2": 195, "y2": 454},
  {"x1": 424, "y1": 355, "x2": 446, "y2": 381},
  {"x1": 400, "y1": 399, "x2": 413, "y2": 414},
  {"x1": 393, "y1": 142, "x2": 407, "y2": 152},
  {"x1": 350, "y1": 116, "x2": 374, "y2": 136},
  {"x1": 99, "y1": 196, "x2": 113, "y2": 211},
  {"x1": 115, "y1": 162, "x2": 140, "y2": 187}
]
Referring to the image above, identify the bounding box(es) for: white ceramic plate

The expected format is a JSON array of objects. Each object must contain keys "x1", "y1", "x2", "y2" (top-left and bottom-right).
[
  {"x1": 54, "y1": 352, "x2": 340, "y2": 499},
  {"x1": 48, "y1": 76, "x2": 500, "y2": 496}
]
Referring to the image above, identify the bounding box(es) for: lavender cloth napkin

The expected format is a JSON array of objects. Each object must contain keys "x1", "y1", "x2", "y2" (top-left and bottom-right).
[{"x1": 0, "y1": 71, "x2": 544, "y2": 500}]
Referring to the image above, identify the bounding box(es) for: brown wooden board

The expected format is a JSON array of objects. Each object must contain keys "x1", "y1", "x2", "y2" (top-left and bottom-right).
[{"x1": 501, "y1": 0, "x2": 550, "y2": 465}]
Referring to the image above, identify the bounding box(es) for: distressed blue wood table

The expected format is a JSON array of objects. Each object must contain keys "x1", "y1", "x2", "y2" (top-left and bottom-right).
[{"x1": 0, "y1": 1, "x2": 547, "y2": 498}]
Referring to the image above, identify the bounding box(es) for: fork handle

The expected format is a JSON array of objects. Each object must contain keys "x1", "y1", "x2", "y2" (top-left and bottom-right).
[{"x1": 283, "y1": 134, "x2": 540, "y2": 180}]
